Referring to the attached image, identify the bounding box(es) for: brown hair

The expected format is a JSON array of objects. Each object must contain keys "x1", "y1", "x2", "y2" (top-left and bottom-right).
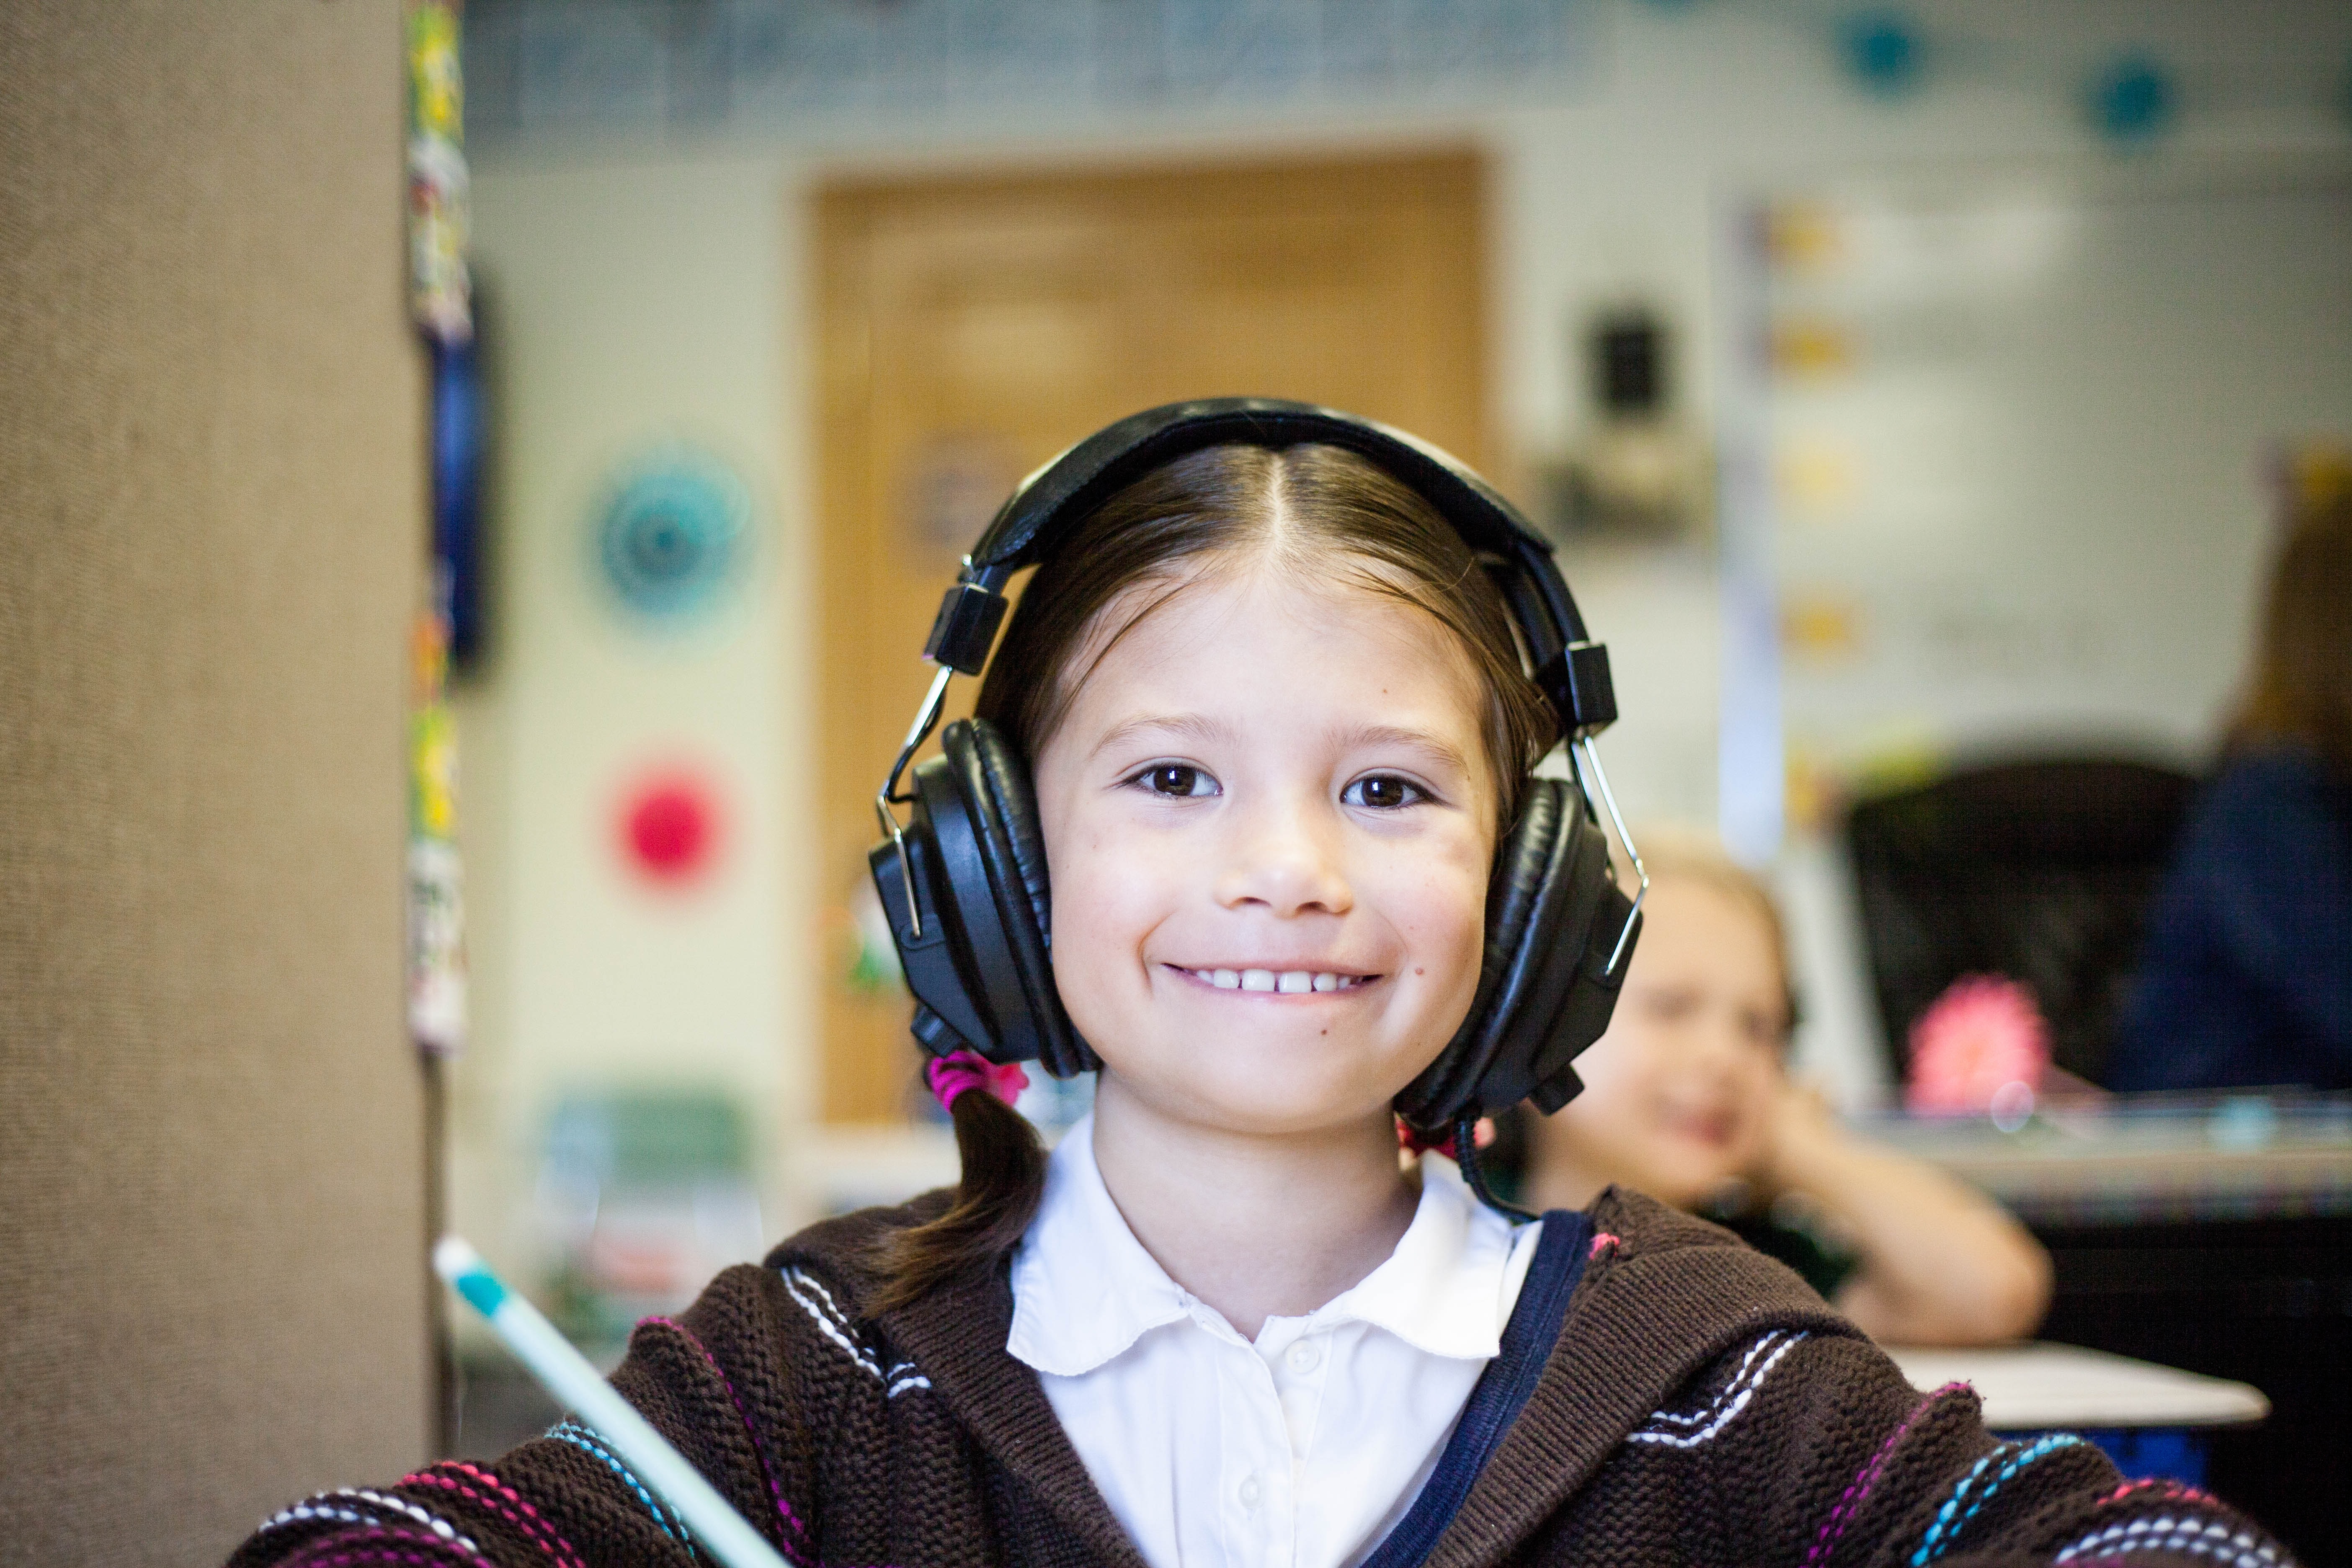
[
  {"x1": 2228, "y1": 490, "x2": 2352, "y2": 782},
  {"x1": 864, "y1": 443, "x2": 1559, "y2": 1310}
]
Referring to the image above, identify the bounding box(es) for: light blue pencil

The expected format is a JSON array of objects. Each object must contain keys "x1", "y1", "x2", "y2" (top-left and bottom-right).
[{"x1": 434, "y1": 1235, "x2": 792, "y2": 1568}]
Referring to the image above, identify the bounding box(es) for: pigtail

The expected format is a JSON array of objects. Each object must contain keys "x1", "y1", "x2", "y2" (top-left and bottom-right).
[{"x1": 863, "y1": 1079, "x2": 1047, "y2": 1312}]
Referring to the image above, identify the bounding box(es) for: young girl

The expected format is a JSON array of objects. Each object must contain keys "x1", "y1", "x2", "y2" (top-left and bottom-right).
[
  {"x1": 232, "y1": 405, "x2": 2288, "y2": 1568},
  {"x1": 1516, "y1": 830, "x2": 2053, "y2": 1346}
]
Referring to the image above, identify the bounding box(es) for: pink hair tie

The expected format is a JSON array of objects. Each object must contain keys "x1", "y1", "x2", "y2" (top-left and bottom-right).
[
  {"x1": 925, "y1": 1048, "x2": 1030, "y2": 1114},
  {"x1": 1395, "y1": 1116, "x2": 1498, "y2": 1161}
]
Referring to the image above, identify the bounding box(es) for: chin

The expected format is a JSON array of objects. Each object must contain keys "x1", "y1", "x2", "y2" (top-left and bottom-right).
[
  {"x1": 1114, "y1": 1050, "x2": 1411, "y2": 1137},
  {"x1": 1629, "y1": 1148, "x2": 1746, "y2": 1210}
]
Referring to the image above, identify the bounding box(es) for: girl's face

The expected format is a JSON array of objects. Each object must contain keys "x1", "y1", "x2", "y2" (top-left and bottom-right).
[
  {"x1": 1534, "y1": 874, "x2": 1787, "y2": 1206},
  {"x1": 1032, "y1": 565, "x2": 1499, "y2": 1139}
]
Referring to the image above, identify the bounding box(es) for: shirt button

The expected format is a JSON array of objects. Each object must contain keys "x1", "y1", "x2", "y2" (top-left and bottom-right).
[
  {"x1": 1285, "y1": 1339, "x2": 1322, "y2": 1373},
  {"x1": 1237, "y1": 1475, "x2": 1262, "y2": 1509}
]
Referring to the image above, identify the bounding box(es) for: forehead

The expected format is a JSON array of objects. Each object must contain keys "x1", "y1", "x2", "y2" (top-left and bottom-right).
[
  {"x1": 1062, "y1": 563, "x2": 1487, "y2": 726},
  {"x1": 1630, "y1": 875, "x2": 1785, "y2": 984}
]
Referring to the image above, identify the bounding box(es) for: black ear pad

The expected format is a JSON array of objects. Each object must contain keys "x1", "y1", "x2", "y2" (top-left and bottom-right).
[
  {"x1": 865, "y1": 717, "x2": 1095, "y2": 1078},
  {"x1": 1393, "y1": 776, "x2": 1640, "y2": 1130},
  {"x1": 940, "y1": 718, "x2": 1095, "y2": 1077}
]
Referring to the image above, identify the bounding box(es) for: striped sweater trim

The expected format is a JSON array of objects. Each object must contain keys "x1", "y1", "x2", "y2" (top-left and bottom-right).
[
  {"x1": 779, "y1": 1265, "x2": 932, "y2": 1396},
  {"x1": 273, "y1": 1524, "x2": 487, "y2": 1568},
  {"x1": 2057, "y1": 1514, "x2": 2288, "y2": 1568},
  {"x1": 1910, "y1": 1434, "x2": 2090, "y2": 1565},
  {"x1": 547, "y1": 1420, "x2": 695, "y2": 1555},
  {"x1": 1805, "y1": 1383, "x2": 1968, "y2": 1568},
  {"x1": 1627, "y1": 1329, "x2": 1809, "y2": 1448},
  {"x1": 402, "y1": 1462, "x2": 584, "y2": 1568}
]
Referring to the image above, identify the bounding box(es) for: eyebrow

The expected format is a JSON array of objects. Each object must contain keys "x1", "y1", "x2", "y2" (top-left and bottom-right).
[
  {"x1": 1086, "y1": 712, "x2": 1232, "y2": 762},
  {"x1": 1341, "y1": 724, "x2": 1474, "y2": 777},
  {"x1": 1086, "y1": 714, "x2": 1473, "y2": 776}
]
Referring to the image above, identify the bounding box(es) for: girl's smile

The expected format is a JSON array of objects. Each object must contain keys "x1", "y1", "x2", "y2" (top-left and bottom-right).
[{"x1": 1166, "y1": 965, "x2": 1377, "y2": 994}]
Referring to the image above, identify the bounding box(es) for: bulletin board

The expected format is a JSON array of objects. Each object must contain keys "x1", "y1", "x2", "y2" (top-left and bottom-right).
[{"x1": 1715, "y1": 160, "x2": 2352, "y2": 857}]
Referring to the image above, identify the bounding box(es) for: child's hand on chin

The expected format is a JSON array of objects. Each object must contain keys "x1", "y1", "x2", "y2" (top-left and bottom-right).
[{"x1": 1753, "y1": 1073, "x2": 1839, "y2": 1193}]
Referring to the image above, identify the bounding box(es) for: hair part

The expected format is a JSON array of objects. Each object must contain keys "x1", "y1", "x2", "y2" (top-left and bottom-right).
[
  {"x1": 866, "y1": 441, "x2": 1560, "y2": 1307},
  {"x1": 980, "y1": 443, "x2": 1557, "y2": 830}
]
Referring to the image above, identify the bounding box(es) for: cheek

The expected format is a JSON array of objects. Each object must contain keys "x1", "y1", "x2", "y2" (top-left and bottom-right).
[
  {"x1": 1560, "y1": 1020, "x2": 1657, "y2": 1108},
  {"x1": 1378, "y1": 843, "x2": 1491, "y2": 1018},
  {"x1": 1046, "y1": 832, "x2": 1163, "y2": 980},
  {"x1": 1723, "y1": 1054, "x2": 1781, "y2": 1143}
]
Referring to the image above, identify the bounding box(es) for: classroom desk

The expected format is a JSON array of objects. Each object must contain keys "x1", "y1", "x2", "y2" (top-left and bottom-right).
[
  {"x1": 1885, "y1": 1342, "x2": 2269, "y2": 1431},
  {"x1": 1872, "y1": 1098, "x2": 2351, "y2": 1568},
  {"x1": 1864, "y1": 1095, "x2": 2352, "y2": 1228},
  {"x1": 1885, "y1": 1342, "x2": 2267, "y2": 1488}
]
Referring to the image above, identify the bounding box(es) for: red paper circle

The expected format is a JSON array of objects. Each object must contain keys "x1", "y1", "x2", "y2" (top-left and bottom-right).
[{"x1": 619, "y1": 773, "x2": 720, "y2": 885}]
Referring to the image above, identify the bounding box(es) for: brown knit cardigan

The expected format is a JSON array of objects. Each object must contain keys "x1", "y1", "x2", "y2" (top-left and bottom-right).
[{"x1": 228, "y1": 1188, "x2": 2294, "y2": 1568}]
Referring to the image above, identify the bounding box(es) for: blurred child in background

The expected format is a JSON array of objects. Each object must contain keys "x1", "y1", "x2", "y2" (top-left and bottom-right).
[
  {"x1": 1519, "y1": 829, "x2": 2052, "y2": 1345},
  {"x1": 2111, "y1": 488, "x2": 2352, "y2": 1093}
]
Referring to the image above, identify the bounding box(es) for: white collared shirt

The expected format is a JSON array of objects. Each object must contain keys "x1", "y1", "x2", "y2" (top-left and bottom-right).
[{"x1": 1006, "y1": 1115, "x2": 1542, "y2": 1568}]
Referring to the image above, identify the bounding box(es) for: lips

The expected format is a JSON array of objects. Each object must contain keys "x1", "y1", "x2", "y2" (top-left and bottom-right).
[{"x1": 1171, "y1": 966, "x2": 1376, "y2": 994}]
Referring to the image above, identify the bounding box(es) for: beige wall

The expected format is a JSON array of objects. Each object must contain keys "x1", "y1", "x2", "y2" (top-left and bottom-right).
[
  {"x1": 0, "y1": 4, "x2": 429, "y2": 1562},
  {"x1": 450, "y1": 156, "x2": 805, "y2": 1285}
]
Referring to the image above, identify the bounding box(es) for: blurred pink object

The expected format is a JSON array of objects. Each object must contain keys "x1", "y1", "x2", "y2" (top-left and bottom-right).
[{"x1": 1906, "y1": 974, "x2": 2051, "y2": 1117}]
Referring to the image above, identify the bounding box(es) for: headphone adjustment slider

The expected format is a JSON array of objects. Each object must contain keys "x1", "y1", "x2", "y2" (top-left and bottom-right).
[
  {"x1": 924, "y1": 583, "x2": 1010, "y2": 676},
  {"x1": 1544, "y1": 640, "x2": 1618, "y2": 738}
]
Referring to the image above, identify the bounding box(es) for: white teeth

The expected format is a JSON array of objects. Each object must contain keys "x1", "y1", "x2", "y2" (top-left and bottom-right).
[{"x1": 1190, "y1": 967, "x2": 1366, "y2": 993}]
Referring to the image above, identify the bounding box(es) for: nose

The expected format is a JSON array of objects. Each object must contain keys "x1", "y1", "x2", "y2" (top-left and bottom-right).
[
  {"x1": 1681, "y1": 1003, "x2": 1752, "y2": 1078},
  {"x1": 1211, "y1": 788, "x2": 1354, "y2": 920}
]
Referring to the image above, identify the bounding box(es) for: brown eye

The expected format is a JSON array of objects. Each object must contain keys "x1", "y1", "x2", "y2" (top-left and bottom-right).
[
  {"x1": 1139, "y1": 764, "x2": 1215, "y2": 798},
  {"x1": 1343, "y1": 774, "x2": 1425, "y2": 810}
]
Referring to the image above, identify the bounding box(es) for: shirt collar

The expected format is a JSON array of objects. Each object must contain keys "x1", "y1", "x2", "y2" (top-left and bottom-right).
[
  {"x1": 1006, "y1": 1113, "x2": 1527, "y2": 1375},
  {"x1": 1308, "y1": 1149, "x2": 1525, "y2": 1360},
  {"x1": 1007, "y1": 1113, "x2": 1192, "y2": 1376}
]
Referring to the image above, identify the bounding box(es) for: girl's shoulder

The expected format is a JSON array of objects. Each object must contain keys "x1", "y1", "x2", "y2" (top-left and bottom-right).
[
  {"x1": 757, "y1": 1184, "x2": 964, "y2": 1354},
  {"x1": 1555, "y1": 1185, "x2": 1863, "y2": 1391}
]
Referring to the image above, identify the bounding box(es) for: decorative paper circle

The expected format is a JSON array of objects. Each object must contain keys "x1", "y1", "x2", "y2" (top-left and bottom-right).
[
  {"x1": 1838, "y1": 11, "x2": 1921, "y2": 97},
  {"x1": 615, "y1": 767, "x2": 726, "y2": 888},
  {"x1": 2087, "y1": 53, "x2": 2175, "y2": 143},
  {"x1": 596, "y1": 446, "x2": 750, "y2": 624},
  {"x1": 1905, "y1": 973, "x2": 2050, "y2": 1117}
]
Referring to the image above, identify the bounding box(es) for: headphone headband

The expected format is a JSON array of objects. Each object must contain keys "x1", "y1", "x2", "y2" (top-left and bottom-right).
[{"x1": 920, "y1": 398, "x2": 1619, "y2": 744}]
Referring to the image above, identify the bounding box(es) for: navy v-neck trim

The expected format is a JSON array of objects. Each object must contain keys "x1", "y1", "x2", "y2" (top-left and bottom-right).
[{"x1": 1356, "y1": 1210, "x2": 1592, "y2": 1568}]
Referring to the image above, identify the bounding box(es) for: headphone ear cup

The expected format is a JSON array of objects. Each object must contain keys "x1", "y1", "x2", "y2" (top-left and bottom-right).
[
  {"x1": 1395, "y1": 776, "x2": 1636, "y2": 1127},
  {"x1": 939, "y1": 718, "x2": 1096, "y2": 1077}
]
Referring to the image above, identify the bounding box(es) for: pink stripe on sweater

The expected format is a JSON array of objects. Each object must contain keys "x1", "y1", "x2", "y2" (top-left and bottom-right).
[
  {"x1": 1805, "y1": 1384, "x2": 1966, "y2": 1568},
  {"x1": 638, "y1": 1315, "x2": 819, "y2": 1556},
  {"x1": 402, "y1": 1465, "x2": 581, "y2": 1568}
]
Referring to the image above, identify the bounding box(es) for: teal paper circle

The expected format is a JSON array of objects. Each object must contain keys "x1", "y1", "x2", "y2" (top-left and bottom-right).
[{"x1": 596, "y1": 446, "x2": 750, "y2": 623}]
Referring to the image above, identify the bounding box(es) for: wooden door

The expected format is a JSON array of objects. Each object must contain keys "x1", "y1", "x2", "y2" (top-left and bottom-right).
[{"x1": 815, "y1": 150, "x2": 1488, "y2": 1122}]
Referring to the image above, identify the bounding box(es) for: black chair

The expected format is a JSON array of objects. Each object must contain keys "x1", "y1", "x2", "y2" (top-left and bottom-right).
[{"x1": 1842, "y1": 758, "x2": 2197, "y2": 1089}]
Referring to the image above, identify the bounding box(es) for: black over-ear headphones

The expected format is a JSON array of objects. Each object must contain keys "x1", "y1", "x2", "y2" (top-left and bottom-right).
[{"x1": 868, "y1": 398, "x2": 1648, "y2": 1139}]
